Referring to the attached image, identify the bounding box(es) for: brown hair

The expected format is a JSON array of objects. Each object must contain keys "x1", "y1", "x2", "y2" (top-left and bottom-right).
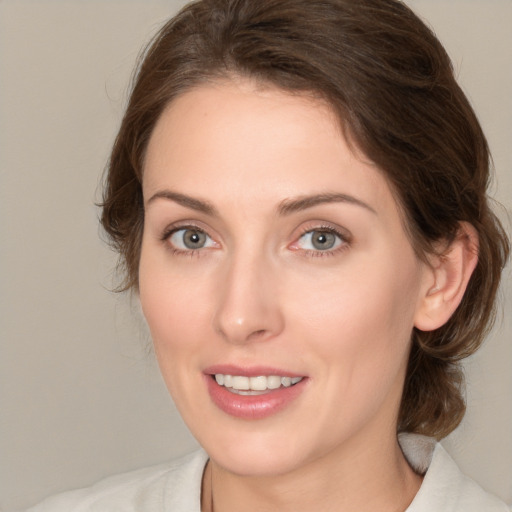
[{"x1": 101, "y1": 0, "x2": 510, "y2": 439}]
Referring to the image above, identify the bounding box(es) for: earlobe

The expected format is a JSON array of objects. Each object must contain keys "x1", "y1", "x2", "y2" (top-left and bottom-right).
[{"x1": 414, "y1": 222, "x2": 479, "y2": 332}]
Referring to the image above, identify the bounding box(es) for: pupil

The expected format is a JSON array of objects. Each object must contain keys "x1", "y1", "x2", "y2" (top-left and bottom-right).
[{"x1": 312, "y1": 231, "x2": 335, "y2": 250}]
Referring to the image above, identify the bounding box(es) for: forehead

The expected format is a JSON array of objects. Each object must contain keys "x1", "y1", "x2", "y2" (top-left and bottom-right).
[
  {"x1": 146, "y1": 79, "x2": 347, "y2": 171},
  {"x1": 143, "y1": 79, "x2": 398, "y2": 221}
]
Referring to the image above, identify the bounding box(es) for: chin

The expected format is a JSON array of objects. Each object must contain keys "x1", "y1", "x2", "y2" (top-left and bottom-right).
[
  {"x1": 191, "y1": 413, "x2": 336, "y2": 477},
  {"x1": 208, "y1": 436, "x2": 308, "y2": 476}
]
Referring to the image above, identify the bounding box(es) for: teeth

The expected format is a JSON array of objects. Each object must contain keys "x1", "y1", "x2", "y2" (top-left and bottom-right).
[
  {"x1": 281, "y1": 377, "x2": 292, "y2": 387},
  {"x1": 214, "y1": 374, "x2": 304, "y2": 391},
  {"x1": 232, "y1": 376, "x2": 250, "y2": 390},
  {"x1": 250, "y1": 376, "x2": 267, "y2": 391},
  {"x1": 267, "y1": 376, "x2": 281, "y2": 389}
]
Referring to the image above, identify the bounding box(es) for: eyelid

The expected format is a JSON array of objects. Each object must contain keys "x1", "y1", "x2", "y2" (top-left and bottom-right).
[
  {"x1": 159, "y1": 220, "x2": 351, "y2": 257},
  {"x1": 160, "y1": 217, "x2": 217, "y2": 237},
  {"x1": 161, "y1": 222, "x2": 220, "y2": 254},
  {"x1": 288, "y1": 222, "x2": 352, "y2": 255}
]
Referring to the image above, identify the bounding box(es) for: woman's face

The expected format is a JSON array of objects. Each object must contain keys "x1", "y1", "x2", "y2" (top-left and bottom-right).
[{"x1": 139, "y1": 80, "x2": 431, "y2": 476}]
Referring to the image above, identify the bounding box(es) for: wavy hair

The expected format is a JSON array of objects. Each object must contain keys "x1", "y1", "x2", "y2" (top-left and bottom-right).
[{"x1": 101, "y1": 0, "x2": 510, "y2": 438}]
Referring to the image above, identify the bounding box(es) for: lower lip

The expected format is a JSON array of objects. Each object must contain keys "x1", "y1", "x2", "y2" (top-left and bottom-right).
[{"x1": 205, "y1": 375, "x2": 307, "y2": 420}]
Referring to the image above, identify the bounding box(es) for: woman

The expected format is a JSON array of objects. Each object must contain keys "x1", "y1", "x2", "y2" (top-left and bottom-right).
[{"x1": 30, "y1": 0, "x2": 509, "y2": 510}]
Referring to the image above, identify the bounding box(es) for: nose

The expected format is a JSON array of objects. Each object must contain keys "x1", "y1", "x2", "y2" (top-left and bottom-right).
[{"x1": 212, "y1": 251, "x2": 285, "y2": 345}]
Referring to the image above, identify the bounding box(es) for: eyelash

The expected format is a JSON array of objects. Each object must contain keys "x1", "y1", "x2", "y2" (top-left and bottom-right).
[
  {"x1": 294, "y1": 224, "x2": 351, "y2": 258},
  {"x1": 160, "y1": 224, "x2": 212, "y2": 258},
  {"x1": 160, "y1": 223, "x2": 351, "y2": 258}
]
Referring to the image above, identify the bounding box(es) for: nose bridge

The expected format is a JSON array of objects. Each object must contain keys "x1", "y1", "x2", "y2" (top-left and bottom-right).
[{"x1": 213, "y1": 244, "x2": 284, "y2": 344}]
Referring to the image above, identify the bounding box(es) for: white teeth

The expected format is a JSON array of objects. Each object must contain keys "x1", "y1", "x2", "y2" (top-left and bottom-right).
[
  {"x1": 249, "y1": 376, "x2": 268, "y2": 391},
  {"x1": 281, "y1": 377, "x2": 292, "y2": 387},
  {"x1": 267, "y1": 375, "x2": 282, "y2": 389},
  {"x1": 214, "y1": 374, "x2": 304, "y2": 391},
  {"x1": 232, "y1": 376, "x2": 250, "y2": 390}
]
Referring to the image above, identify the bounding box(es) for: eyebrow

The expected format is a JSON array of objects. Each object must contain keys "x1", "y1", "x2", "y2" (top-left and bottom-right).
[
  {"x1": 146, "y1": 190, "x2": 218, "y2": 216},
  {"x1": 146, "y1": 190, "x2": 376, "y2": 217},
  {"x1": 278, "y1": 193, "x2": 377, "y2": 216}
]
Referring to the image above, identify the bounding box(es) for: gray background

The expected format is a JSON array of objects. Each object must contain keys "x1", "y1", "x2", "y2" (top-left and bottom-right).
[{"x1": 0, "y1": 1, "x2": 510, "y2": 510}]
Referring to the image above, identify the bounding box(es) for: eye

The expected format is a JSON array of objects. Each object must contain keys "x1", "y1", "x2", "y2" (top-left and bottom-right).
[
  {"x1": 295, "y1": 228, "x2": 345, "y2": 252},
  {"x1": 167, "y1": 227, "x2": 216, "y2": 251}
]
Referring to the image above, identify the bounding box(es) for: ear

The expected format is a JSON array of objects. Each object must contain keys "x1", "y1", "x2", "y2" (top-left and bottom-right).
[{"x1": 414, "y1": 222, "x2": 479, "y2": 332}]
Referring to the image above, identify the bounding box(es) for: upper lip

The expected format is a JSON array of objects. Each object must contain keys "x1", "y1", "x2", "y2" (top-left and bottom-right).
[{"x1": 203, "y1": 364, "x2": 306, "y2": 378}]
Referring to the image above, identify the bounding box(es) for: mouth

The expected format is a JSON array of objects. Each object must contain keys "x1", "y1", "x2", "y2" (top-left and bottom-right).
[
  {"x1": 212, "y1": 374, "x2": 304, "y2": 395},
  {"x1": 204, "y1": 367, "x2": 308, "y2": 419}
]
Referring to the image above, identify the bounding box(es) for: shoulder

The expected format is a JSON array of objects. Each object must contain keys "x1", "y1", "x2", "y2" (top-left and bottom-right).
[
  {"x1": 400, "y1": 434, "x2": 510, "y2": 512},
  {"x1": 25, "y1": 450, "x2": 208, "y2": 512}
]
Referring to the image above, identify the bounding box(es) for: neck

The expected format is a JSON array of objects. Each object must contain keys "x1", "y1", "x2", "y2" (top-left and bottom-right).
[{"x1": 202, "y1": 431, "x2": 422, "y2": 512}]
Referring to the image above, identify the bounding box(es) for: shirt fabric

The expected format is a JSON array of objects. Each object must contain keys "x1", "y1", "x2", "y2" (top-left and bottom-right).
[{"x1": 27, "y1": 433, "x2": 509, "y2": 511}]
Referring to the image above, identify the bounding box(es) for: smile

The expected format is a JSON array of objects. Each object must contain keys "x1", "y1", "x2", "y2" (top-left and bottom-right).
[
  {"x1": 214, "y1": 374, "x2": 304, "y2": 394},
  {"x1": 205, "y1": 369, "x2": 308, "y2": 419}
]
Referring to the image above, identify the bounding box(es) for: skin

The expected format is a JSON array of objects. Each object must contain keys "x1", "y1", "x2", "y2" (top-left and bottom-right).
[{"x1": 138, "y1": 79, "x2": 471, "y2": 511}]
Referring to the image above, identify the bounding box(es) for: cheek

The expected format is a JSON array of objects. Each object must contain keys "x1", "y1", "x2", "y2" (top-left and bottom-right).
[
  {"x1": 139, "y1": 271, "x2": 209, "y2": 419},
  {"x1": 288, "y1": 251, "x2": 420, "y2": 339},
  {"x1": 286, "y1": 251, "x2": 422, "y2": 385},
  {"x1": 138, "y1": 247, "x2": 211, "y2": 373},
  {"x1": 139, "y1": 237, "x2": 209, "y2": 327},
  {"x1": 140, "y1": 277, "x2": 210, "y2": 357}
]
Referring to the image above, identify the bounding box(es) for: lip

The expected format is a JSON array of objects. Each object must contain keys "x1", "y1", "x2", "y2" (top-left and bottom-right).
[
  {"x1": 204, "y1": 364, "x2": 305, "y2": 378},
  {"x1": 203, "y1": 365, "x2": 308, "y2": 420}
]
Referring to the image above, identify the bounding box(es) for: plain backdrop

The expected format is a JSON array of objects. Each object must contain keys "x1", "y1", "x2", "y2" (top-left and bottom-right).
[{"x1": 0, "y1": 1, "x2": 510, "y2": 510}]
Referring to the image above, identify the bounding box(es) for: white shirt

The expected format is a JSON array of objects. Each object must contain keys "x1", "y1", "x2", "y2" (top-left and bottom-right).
[{"x1": 27, "y1": 434, "x2": 509, "y2": 511}]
